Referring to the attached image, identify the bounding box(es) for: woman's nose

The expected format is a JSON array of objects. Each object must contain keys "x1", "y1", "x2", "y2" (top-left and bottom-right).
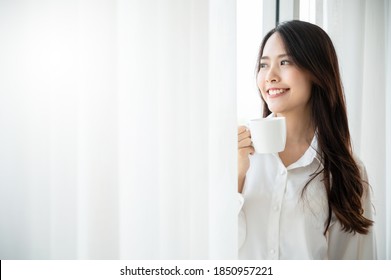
[{"x1": 265, "y1": 66, "x2": 279, "y2": 83}]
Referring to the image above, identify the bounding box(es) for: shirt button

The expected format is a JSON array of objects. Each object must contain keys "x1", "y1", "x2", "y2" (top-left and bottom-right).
[
  {"x1": 273, "y1": 205, "x2": 279, "y2": 211},
  {"x1": 280, "y1": 169, "x2": 286, "y2": 175},
  {"x1": 270, "y1": 249, "x2": 275, "y2": 254}
]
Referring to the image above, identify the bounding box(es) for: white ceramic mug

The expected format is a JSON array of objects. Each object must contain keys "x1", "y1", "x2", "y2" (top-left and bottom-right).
[{"x1": 248, "y1": 117, "x2": 286, "y2": 154}]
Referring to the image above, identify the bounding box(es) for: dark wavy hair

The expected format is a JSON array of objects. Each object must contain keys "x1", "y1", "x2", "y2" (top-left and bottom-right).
[{"x1": 256, "y1": 20, "x2": 373, "y2": 234}]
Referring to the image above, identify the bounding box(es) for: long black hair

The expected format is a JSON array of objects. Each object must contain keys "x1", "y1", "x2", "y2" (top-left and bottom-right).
[{"x1": 256, "y1": 20, "x2": 373, "y2": 234}]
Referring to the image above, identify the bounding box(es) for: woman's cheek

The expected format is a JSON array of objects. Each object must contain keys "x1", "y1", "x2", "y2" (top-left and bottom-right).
[{"x1": 256, "y1": 73, "x2": 266, "y2": 94}]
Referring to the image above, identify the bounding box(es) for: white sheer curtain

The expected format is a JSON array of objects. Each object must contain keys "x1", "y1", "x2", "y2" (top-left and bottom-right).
[
  {"x1": 320, "y1": 0, "x2": 389, "y2": 261},
  {"x1": 386, "y1": 0, "x2": 391, "y2": 260},
  {"x1": 0, "y1": 0, "x2": 237, "y2": 259},
  {"x1": 237, "y1": 0, "x2": 390, "y2": 259}
]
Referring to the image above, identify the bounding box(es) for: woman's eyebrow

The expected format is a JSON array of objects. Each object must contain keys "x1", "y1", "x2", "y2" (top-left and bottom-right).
[{"x1": 261, "y1": 54, "x2": 289, "y2": 60}]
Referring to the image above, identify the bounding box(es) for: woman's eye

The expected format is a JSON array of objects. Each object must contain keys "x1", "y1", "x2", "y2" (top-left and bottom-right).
[
  {"x1": 260, "y1": 63, "x2": 268, "y2": 69},
  {"x1": 281, "y1": 60, "x2": 290, "y2": 65}
]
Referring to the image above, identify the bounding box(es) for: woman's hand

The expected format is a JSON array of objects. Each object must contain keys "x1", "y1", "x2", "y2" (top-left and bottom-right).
[{"x1": 238, "y1": 126, "x2": 254, "y2": 193}]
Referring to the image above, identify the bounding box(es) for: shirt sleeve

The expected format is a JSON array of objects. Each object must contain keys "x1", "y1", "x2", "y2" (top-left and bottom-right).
[
  {"x1": 238, "y1": 192, "x2": 246, "y2": 250},
  {"x1": 327, "y1": 161, "x2": 377, "y2": 259}
]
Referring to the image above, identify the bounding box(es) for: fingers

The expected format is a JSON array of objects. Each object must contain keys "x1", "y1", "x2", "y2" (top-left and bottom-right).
[
  {"x1": 239, "y1": 137, "x2": 252, "y2": 148},
  {"x1": 238, "y1": 126, "x2": 251, "y2": 142},
  {"x1": 238, "y1": 146, "x2": 255, "y2": 157},
  {"x1": 238, "y1": 125, "x2": 254, "y2": 179},
  {"x1": 238, "y1": 126, "x2": 247, "y2": 134},
  {"x1": 238, "y1": 125, "x2": 252, "y2": 151}
]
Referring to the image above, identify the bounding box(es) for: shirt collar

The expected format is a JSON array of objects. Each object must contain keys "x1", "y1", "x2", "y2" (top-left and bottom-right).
[{"x1": 287, "y1": 132, "x2": 322, "y2": 170}]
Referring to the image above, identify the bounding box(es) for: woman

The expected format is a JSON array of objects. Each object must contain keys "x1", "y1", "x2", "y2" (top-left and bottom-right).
[{"x1": 237, "y1": 20, "x2": 376, "y2": 259}]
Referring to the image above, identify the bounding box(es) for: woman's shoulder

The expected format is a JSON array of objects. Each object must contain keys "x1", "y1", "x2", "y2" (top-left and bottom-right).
[
  {"x1": 352, "y1": 153, "x2": 372, "y2": 198},
  {"x1": 352, "y1": 153, "x2": 367, "y2": 178}
]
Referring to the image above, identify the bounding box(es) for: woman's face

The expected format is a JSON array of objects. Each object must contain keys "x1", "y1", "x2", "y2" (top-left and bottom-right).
[{"x1": 257, "y1": 32, "x2": 313, "y2": 117}]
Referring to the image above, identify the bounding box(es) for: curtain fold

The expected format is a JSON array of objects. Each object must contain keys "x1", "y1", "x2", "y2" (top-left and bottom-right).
[
  {"x1": 323, "y1": 0, "x2": 388, "y2": 260},
  {"x1": 0, "y1": 0, "x2": 237, "y2": 260},
  {"x1": 385, "y1": 0, "x2": 391, "y2": 259}
]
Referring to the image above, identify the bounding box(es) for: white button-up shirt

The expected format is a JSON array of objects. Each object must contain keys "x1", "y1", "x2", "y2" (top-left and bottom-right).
[{"x1": 238, "y1": 134, "x2": 376, "y2": 259}]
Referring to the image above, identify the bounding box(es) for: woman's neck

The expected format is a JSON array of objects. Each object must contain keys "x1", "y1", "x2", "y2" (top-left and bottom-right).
[
  {"x1": 276, "y1": 110, "x2": 315, "y2": 167},
  {"x1": 276, "y1": 110, "x2": 314, "y2": 146}
]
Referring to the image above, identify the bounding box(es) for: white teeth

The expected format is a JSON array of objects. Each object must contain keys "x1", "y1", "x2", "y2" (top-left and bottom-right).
[{"x1": 268, "y1": 89, "x2": 286, "y2": 95}]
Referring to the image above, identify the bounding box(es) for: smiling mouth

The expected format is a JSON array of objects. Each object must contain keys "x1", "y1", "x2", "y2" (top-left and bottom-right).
[{"x1": 268, "y1": 88, "x2": 289, "y2": 96}]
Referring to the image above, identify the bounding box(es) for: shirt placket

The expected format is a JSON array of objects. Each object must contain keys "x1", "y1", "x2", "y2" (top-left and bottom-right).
[{"x1": 267, "y1": 164, "x2": 288, "y2": 259}]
